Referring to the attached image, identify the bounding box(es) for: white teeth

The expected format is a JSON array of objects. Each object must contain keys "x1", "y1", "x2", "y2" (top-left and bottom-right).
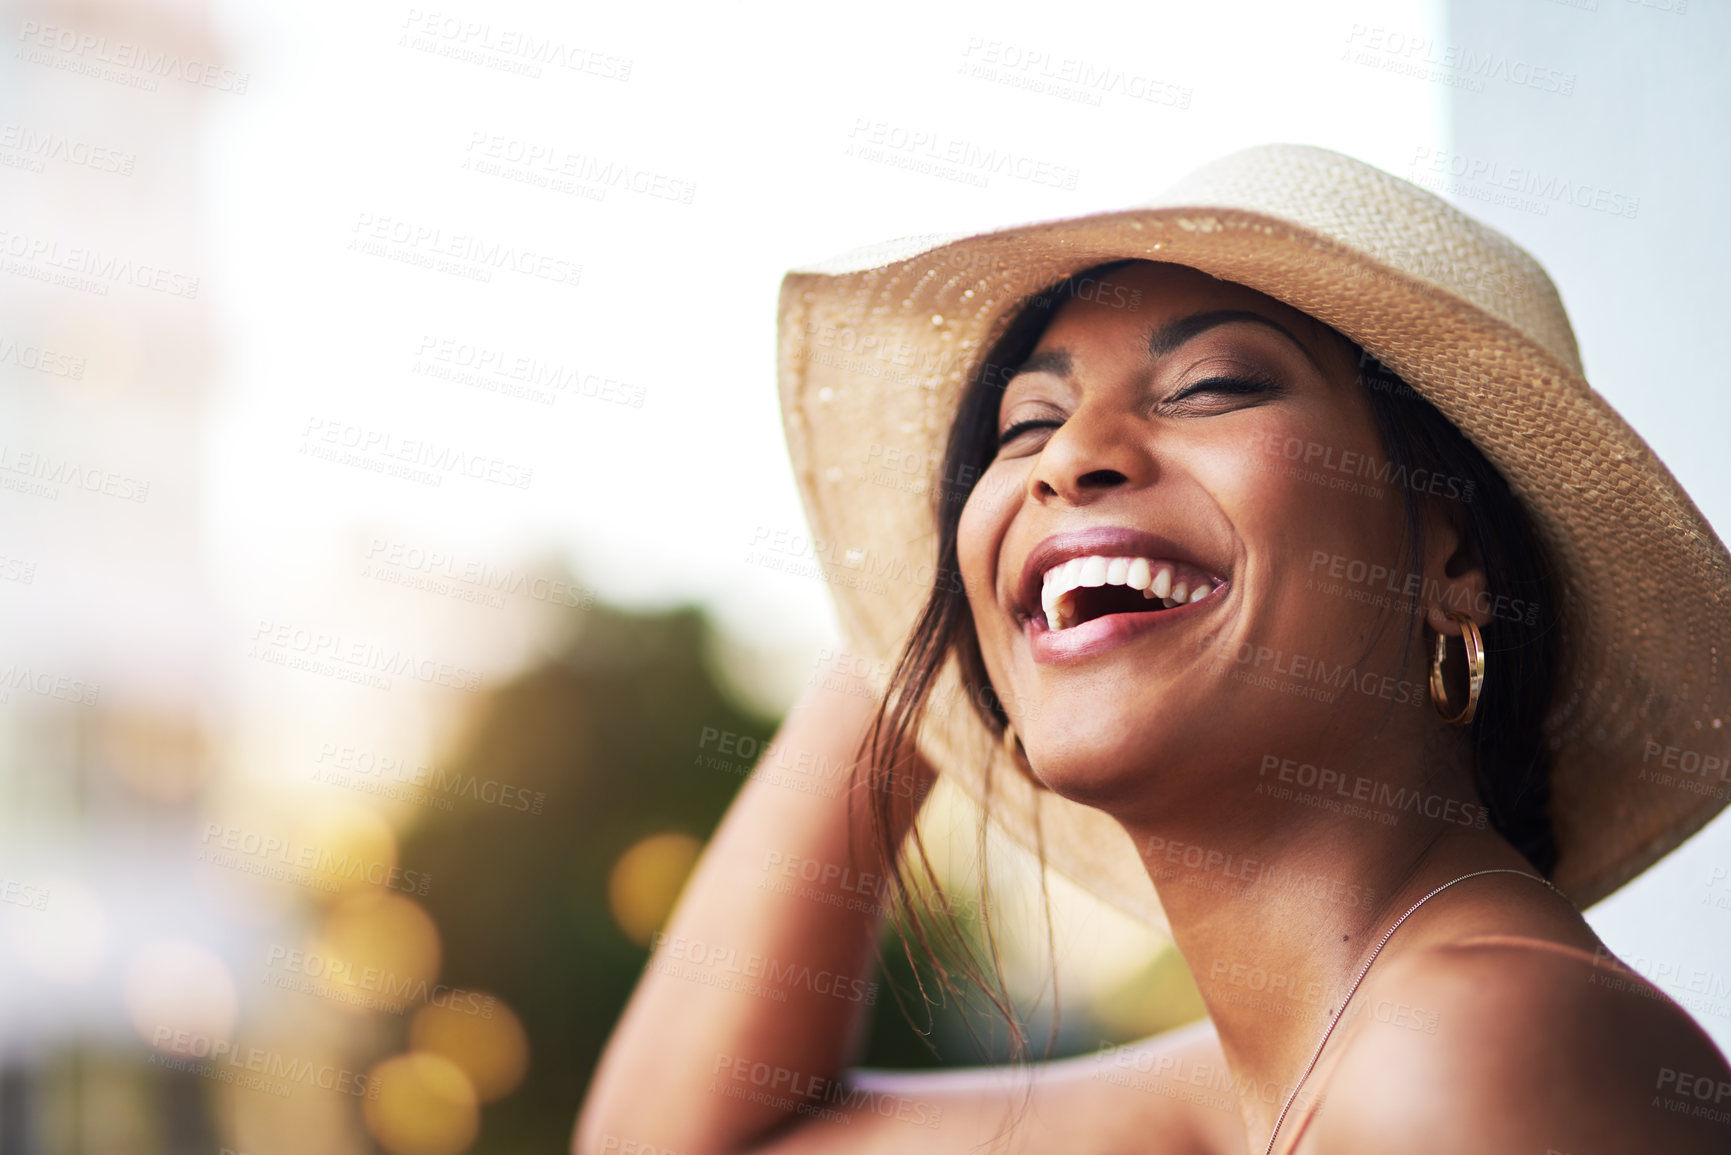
[{"x1": 1038, "y1": 555, "x2": 1221, "y2": 631}]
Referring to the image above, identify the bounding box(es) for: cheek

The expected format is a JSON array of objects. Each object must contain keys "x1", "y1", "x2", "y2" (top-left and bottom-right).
[
  {"x1": 1200, "y1": 418, "x2": 1410, "y2": 648},
  {"x1": 1200, "y1": 413, "x2": 1397, "y2": 543},
  {"x1": 956, "y1": 467, "x2": 1023, "y2": 628}
]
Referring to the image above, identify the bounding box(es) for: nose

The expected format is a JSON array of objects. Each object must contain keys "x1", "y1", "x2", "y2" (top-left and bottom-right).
[{"x1": 1027, "y1": 402, "x2": 1154, "y2": 506}]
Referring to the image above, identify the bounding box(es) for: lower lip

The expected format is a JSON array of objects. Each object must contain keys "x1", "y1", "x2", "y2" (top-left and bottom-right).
[{"x1": 1026, "y1": 586, "x2": 1226, "y2": 664}]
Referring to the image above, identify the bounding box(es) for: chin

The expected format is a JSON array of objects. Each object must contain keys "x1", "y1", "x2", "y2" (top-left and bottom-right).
[{"x1": 1018, "y1": 704, "x2": 1178, "y2": 811}]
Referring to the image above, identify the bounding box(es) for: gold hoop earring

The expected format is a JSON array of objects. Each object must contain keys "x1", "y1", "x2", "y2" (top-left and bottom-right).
[{"x1": 1429, "y1": 610, "x2": 1485, "y2": 726}]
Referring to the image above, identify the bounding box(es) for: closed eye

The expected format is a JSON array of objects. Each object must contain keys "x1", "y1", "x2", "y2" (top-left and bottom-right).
[
  {"x1": 997, "y1": 418, "x2": 1062, "y2": 448},
  {"x1": 1166, "y1": 375, "x2": 1284, "y2": 409}
]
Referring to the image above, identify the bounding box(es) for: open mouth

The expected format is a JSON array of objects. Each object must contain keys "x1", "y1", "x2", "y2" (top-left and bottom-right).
[{"x1": 1040, "y1": 555, "x2": 1221, "y2": 632}]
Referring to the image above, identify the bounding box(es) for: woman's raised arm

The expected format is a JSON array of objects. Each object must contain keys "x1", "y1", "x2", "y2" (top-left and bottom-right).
[
  {"x1": 575, "y1": 654, "x2": 1242, "y2": 1155},
  {"x1": 573, "y1": 655, "x2": 936, "y2": 1154}
]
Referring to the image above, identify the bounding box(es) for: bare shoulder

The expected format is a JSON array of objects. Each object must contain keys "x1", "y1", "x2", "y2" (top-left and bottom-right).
[{"x1": 1307, "y1": 937, "x2": 1731, "y2": 1154}]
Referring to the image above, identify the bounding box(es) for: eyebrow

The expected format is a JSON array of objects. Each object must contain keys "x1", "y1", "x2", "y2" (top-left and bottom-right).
[
  {"x1": 1014, "y1": 349, "x2": 1072, "y2": 378},
  {"x1": 1146, "y1": 309, "x2": 1324, "y2": 372},
  {"x1": 1008, "y1": 309, "x2": 1325, "y2": 381}
]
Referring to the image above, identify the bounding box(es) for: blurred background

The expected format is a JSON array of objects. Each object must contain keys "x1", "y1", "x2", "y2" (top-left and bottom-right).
[{"x1": 0, "y1": 0, "x2": 1726, "y2": 1151}]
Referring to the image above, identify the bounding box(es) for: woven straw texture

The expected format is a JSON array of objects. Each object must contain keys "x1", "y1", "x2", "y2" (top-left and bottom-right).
[{"x1": 776, "y1": 144, "x2": 1730, "y2": 930}]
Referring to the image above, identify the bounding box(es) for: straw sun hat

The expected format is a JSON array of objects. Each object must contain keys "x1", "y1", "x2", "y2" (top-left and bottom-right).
[{"x1": 775, "y1": 143, "x2": 1730, "y2": 930}]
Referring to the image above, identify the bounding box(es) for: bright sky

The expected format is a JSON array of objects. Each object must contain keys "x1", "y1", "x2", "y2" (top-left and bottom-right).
[{"x1": 201, "y1": 0, "x2": 1448, "y2": 658}]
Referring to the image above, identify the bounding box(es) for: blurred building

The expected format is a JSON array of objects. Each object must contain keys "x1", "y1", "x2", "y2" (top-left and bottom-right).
[{"x1": 1, "y1": 0, "x2": 224, "y2": 1149}]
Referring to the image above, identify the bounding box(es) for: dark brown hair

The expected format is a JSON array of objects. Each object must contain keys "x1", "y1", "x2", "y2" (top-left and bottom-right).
[{"x1": 855, "y1": 259, "x2": 1563, "y2": 1059}]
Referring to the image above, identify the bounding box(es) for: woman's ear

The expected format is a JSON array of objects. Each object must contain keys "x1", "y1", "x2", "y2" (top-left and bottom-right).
[{"x1": 1420, "y1": 495, "x2": 1490, "y2": 635}]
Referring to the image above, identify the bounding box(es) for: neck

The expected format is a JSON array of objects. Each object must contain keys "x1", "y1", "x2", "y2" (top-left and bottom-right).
[{"x1": 1115, "y1": 735, "x2": 1532, "y2": 1141}]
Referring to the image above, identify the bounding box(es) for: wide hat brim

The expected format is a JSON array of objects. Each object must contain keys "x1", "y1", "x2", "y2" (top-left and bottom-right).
[{"x1": 776, "y1": 143, "x2": 1731, "y2": 930}]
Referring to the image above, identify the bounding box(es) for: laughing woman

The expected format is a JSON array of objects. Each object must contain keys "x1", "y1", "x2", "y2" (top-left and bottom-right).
[{"x1": 577, "y1": 146, "x2": 1731, "y2": 1153}]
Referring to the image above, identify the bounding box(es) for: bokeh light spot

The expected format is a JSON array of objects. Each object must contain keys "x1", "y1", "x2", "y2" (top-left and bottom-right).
[
  {"x1": 606, "y1": 832, "x2": 701, "y2": 946},
  {"x1": 311, "y1": 890, "x2": 441, "y2": 1008},
  {"x1": 363, "y1": 1052, "x2": 479, "y2": 1155},
  {"x1": 125, "y1": 939, "x2": 239, "y2": 1051},
  {"x1": 409, "y1": 993, "x2": 528, "y2": 1103},
  {"x1": 299, "y1": 804, "x2": 399, "y2": 899}
]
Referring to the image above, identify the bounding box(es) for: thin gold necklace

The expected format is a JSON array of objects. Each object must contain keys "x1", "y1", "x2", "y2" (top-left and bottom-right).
[{"x1": 1261, "y1": 867, "x2": 1562, "y2": 1155}]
